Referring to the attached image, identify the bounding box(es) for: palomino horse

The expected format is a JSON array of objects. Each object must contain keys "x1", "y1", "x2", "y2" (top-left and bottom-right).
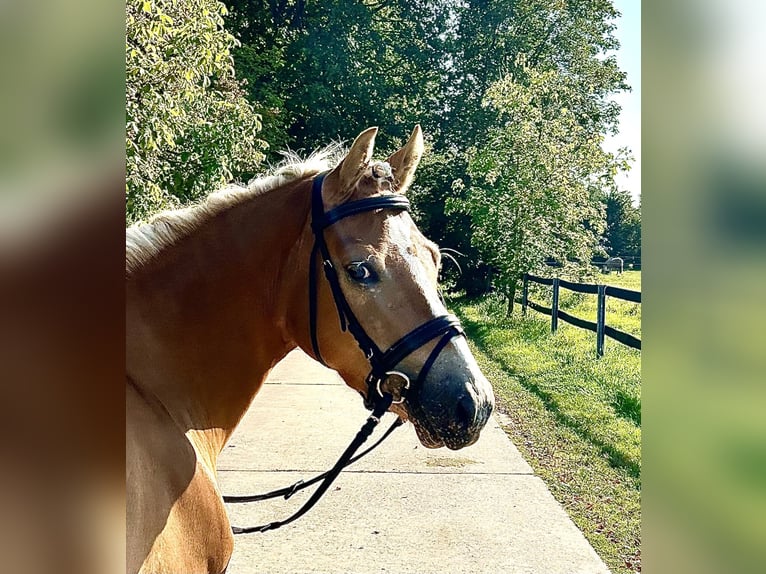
[{"x1": 126, "y1": 126, "x2": 495, "y2": 574}]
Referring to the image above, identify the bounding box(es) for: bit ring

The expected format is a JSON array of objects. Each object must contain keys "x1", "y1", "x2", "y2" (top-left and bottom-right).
[{"x1": 376, "y1": 370, "x2": 410, "y2": 404}]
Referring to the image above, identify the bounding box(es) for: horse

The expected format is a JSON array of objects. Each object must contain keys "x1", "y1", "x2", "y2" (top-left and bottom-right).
[
  {"x1": 126, "y1": 126, "x2": 495, "y2": 574},
  {"x1": 603, "y1": 256, "x2": 624, "y2": 274}
]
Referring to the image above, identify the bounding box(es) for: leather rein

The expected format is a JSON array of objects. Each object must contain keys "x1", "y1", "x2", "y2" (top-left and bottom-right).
[{"x1": 225, "y1": 171, "x2": 465, "y2": 534}]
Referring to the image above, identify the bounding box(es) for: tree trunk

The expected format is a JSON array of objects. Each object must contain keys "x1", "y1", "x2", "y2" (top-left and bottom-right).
[{"x1": 506, "y1": 282, "x2": 517, "y2": 317}]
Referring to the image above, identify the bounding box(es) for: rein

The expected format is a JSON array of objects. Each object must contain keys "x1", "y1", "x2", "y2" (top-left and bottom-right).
[
  {"x1": 225, "y1": 171, "x2": 464, "y2": 534},
  {"x1": 225, "y1": 394, "x2": 401, "y2": 534}
]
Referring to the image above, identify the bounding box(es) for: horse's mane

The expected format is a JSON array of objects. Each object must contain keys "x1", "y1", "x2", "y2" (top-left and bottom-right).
[{"x1": 126, "y1": 145, "x2": 345, "y2": 276}]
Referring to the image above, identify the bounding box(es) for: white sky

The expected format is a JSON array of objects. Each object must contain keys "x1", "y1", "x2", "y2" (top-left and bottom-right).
[{"x1": 603, "y1": 0, "x2": 641, "y2": 205}]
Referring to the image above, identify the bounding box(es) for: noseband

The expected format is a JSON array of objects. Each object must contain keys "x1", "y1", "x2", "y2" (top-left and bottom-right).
[{"x1": 308, "y1": 172, "x2": 465, "y2": 408}]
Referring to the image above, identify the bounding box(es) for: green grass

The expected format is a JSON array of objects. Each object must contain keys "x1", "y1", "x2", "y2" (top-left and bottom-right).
[
  {"x1": 558, "y1": 270, "x2": 641, "y2": 338},
  {"x1": 449, "y1": 271, "x2": 641, "y2": 573}
]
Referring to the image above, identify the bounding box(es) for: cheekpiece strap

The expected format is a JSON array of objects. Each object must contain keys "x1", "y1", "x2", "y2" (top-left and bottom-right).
[{"x1": 310, "y1": 173, "x2": 410, "y2": 369}]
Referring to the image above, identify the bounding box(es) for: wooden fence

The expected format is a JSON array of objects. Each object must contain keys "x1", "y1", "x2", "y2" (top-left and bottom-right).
[
  {"x1": 522, "y1": 273, "x2": 641, "y2": 357},
  {"x1": 544, "y1": 257, "x2": 642, "y2": 271}
]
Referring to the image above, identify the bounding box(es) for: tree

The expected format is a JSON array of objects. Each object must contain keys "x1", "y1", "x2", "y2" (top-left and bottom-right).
[
  {"x1": 602, "y1": 188, "x2": 641, "y2": 258},
  {"x1": 223, "y1": 0, "x2": 451, "y2": 158},
  {"x1": 450, "y1": 66, "x2": 612, "y2": 314},
  {"x1": 215, "y1": 0, "x2": 632, "y2": 296},
  {"x1": 126, "y1": 0, "x2": 266, "y2": 223},
  {"x1": 442, "y1": 0, "x2": 626, "y2": 146},
  {"x1": 417, "y1": 0, "x2": 628, "y2": 291}
]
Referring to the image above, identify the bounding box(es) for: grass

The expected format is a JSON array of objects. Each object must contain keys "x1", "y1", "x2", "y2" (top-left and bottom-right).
[
  {"x1": 448, "y1": 270, "x2": 641, "y2": 573},
  {"x1": 557, "y1": 270, "x2": 641, "y2": 338}
]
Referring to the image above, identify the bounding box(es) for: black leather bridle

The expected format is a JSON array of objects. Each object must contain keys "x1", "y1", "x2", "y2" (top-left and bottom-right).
[
  {"x1": 308, "y1": 171, "x2": 465, "y2": 406},
  {"x1": 225, "y1": 170, "x2": 465, "y2": 534}
]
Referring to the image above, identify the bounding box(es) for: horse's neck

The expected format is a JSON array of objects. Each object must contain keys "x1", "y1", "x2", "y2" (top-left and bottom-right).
[{"x1": 126, "y1": 178, "x2": 313, "y2": 457}]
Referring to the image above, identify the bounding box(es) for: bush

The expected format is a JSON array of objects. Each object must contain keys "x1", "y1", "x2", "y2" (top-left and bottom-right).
[{"x1": 126, "y1": 0, "x2": 265, "y2": 223}]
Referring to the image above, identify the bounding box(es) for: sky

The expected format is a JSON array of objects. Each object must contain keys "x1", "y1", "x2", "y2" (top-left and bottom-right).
[{"x1": 603, "y1": 0, "x2": 641, "y2": 205}]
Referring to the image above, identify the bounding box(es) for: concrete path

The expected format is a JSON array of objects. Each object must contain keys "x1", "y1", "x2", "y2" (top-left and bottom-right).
[{"x1": 218, "y1": 350, "x2": 610, "y2": 574}]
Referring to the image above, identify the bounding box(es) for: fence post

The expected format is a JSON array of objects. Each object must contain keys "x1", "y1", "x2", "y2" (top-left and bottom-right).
[
  {"x1": 522, "y1": 274, "x2": 528, "y2": 316},
  {"x1": 551, "y1": 278, "x2": 560, "y2": 333},
  {"x1": 596, "y1": 284, "x2": 606, "y2": 357}
]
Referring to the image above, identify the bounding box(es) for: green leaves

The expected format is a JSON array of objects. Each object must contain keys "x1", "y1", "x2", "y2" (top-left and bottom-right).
[
  {"x1": 603, "y1": 188, "x2": 641, "y2": 258},
  {"x1": 124, "y1": 0, "x2": 634, "y2": 286},
  {"x1": 223, "y1": 0, "x2": 451, "y2": 156},
  {"x1": 456, "y1": 66, "x2": 614, "y2": 299},
  {"x1": 126, "y1": 0, "x2": 265, "y2": 223}
]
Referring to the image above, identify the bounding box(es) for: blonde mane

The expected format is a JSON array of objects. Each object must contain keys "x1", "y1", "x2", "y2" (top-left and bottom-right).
[{"x1": 126, "y1": 145, "x2": 345, "y2": 276}]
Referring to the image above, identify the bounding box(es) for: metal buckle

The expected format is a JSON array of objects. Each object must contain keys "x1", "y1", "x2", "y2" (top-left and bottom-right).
[{"x1": 376, "y1": 370, "x2": 410, "y2": 404}]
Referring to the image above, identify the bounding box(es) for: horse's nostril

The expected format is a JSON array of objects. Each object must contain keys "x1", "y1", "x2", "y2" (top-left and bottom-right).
[{"x1": 456, "y1": 394, "x2": 477, "y2": 429}]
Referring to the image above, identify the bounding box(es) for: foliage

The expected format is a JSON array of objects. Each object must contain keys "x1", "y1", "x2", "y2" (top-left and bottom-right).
[
  {"x1": 450, "y1": 66, "x2": 616, "y2": 312},
  {"x1": 436, "y1": 0, "x2": 631, "y2": 298},
  {"x1": 223, "y1": 0, "x2": 451, "y2": 159},
  {"x1": 442, "y1": 0, "x2": 627, "y2": 147},
  {"x1": 126, "y1": 0, "x2": 266, "y2": 223},
  {"x1": 602, "y1": 188, "x2": 641, "y2": 258},
  {"x1": 128, "y1": 0, "x2": 638, "y2": 276},
  {"x1": 426, "y1": 0, "x2": 629, "y2": 291},
  {"x1": 215, "y1": 1, "x2": 634, "y2": 290},
  {"x1": 449, "y1": 276, "x2": 641, "y2": 573},
  {"x1": 221, "y1": 0, "x2": 297, "y2": 159}
]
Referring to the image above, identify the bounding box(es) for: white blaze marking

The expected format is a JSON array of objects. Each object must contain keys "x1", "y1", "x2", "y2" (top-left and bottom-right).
[{"x1": 386, "y1": 213, "x2": 446, "y2": 317}]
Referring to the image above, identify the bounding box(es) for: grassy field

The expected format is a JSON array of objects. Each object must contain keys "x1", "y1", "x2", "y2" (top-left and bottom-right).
[{"x1": 449, "y1": 270, "x2": 641, "y2": 573}]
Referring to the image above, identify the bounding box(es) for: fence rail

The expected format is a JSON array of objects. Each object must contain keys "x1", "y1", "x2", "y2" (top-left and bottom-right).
[
  {"x1": 605, "y1": 285, "x2": 641, "y2": 303},
  {"x1": 522, "y1": 273, "x2": 641, "y2": 357},
  {"x1": 558, "y1": 278, "x2": 598, "y2": 294},
  {"x1": 545, "y1": 258, "x2": 642, "y2": 271}
]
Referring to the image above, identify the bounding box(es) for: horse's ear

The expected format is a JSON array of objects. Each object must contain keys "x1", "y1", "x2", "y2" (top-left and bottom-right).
[
  {"x1": 324, "y1": 127, "x2": 378, "y2": 206},
  {"x1": 386, "y1": 125, "x2": 424, "y2": 194}
]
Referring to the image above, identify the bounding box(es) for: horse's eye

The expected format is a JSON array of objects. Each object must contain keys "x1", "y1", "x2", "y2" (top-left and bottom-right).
[{"x1": 346, "y1": 262, "x2": 376, "y2": 284}]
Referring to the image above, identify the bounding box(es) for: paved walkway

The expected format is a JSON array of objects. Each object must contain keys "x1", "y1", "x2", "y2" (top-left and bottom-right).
[{"x1": 218, "y1": 350, "x2": 610, "y2": 574}]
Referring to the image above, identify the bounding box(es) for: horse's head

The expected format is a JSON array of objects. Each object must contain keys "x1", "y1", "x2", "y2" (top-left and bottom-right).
[{"x1": 294, "y1": 126, "x2": 494, "y2": 450}]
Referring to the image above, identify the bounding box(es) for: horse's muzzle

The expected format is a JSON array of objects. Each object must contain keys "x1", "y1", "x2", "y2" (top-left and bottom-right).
[{"x1": 407, "y1": 370, "x2": 494, "y2": 450}]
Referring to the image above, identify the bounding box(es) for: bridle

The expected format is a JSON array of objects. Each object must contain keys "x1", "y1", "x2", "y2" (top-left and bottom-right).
[
  {"x1": 224, "y1": 170, "x2": 465, "y2": 534},
  {"x1": 308, "y1": 171, "x2": 465, "y2": 407}
]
